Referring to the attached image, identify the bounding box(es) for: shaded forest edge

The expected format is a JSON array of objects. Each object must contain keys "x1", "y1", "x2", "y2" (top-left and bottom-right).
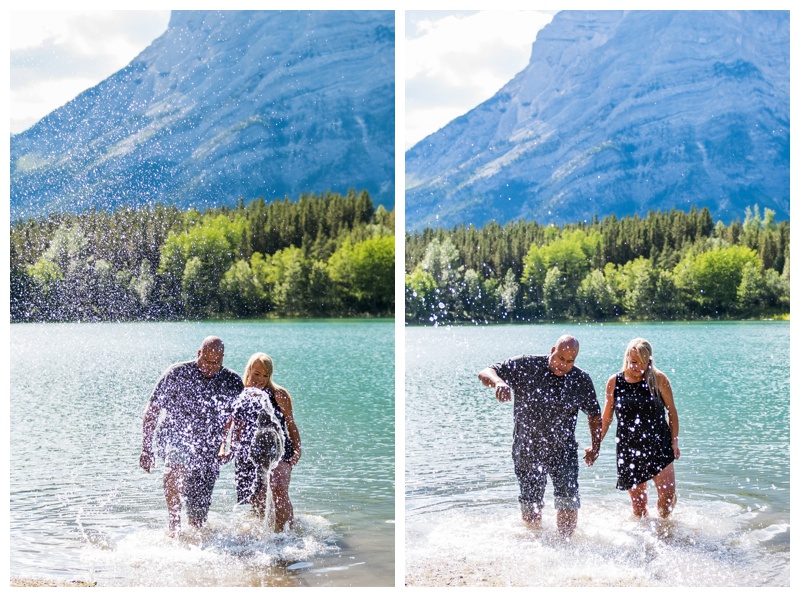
[
  {"x1": 405, "y1": 206, "x2": 789, "y2": 325},
  {"x1": 11, "y1": 190, "x2": 394, "y2": 322}
]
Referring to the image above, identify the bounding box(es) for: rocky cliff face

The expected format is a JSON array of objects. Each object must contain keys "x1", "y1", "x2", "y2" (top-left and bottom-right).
[
  {"x1": 11, "y1": 10, "x2": 395, "y2": 220},
  {"x1": 406, "y1": 10, "x2": 788, "y2": 230}
]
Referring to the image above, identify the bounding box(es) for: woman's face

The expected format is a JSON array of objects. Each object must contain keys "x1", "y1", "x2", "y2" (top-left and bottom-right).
[
  {"x1": 245, "y1": 360, "x2": 269, "y2": 389},
  {"x1": 626, "y1": 349, "x2": 648, "y2": 379}
]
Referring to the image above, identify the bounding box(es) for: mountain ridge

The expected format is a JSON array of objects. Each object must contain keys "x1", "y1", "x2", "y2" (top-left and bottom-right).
[
  {"x1": 405, "y1": 10, "x2": 789, "y2": 231},
  {"x1": 11, "y1": 10, "x2": 395, "y2": 221}
]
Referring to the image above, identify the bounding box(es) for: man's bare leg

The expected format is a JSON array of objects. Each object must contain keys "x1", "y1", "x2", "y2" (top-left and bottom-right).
[
  {"x1": 163, "y1": 466, "x2": 185, "y2": 536},
  {"x1": 556, "y1": 509, "x2": 577, "y2": 538},
  {"x1": 520, "y1": 503, "x2": 543, "y2": 529},
  {"x1": 187, "y1": 515, "x2": 204, "y2": 528}
]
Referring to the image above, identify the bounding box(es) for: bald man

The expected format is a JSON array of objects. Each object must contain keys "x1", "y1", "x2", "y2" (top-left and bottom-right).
[
  {"x1": 479, "y1": 335, "x2": 601, "y2": 538},
  {"x1": 140, "y1": 336, "x2": 243, "y2": 535}
]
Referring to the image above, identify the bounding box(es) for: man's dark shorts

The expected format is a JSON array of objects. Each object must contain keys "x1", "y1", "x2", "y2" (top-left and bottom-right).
[
  {"x1": 165, "y1": 444, "x2": 219, "y2": 524},
  {"x1": 514, "y1": 448, "x2": 580, "y2": 514}
]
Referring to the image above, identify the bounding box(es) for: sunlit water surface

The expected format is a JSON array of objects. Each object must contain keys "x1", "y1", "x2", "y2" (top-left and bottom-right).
[
  {"x1": 10, "y1": 319, "x2": 394, "y2": 587},
  {"x1": 405, "y1": 322, "x2": 789, "y2": 586}
]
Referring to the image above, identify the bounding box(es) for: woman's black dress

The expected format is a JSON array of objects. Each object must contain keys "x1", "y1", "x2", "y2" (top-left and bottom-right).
[
  {"x1": 231, "y1": 387, "x2": 291, "y2": 504},
  {"x1": 613, "y1": 372, "x2": 674, "y2": 490}
]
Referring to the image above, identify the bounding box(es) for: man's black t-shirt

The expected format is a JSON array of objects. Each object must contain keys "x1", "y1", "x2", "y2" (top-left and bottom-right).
[
  {"x1": 491, "y1": 355, "x2": 599, "y2": 461},
  {"x1": 150, "y1": 360, "x2": 244, "y2": 461}
]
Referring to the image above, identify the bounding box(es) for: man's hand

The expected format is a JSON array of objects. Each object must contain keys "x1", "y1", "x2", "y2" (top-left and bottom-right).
[
  {"x1": 495, "y1": 382, "x2": 512, "y2": 402},
  {"x1": 140, "y1": 448, "x2": 155, "y2": 473},
  {"x1": 478, "y1": 368, "x2": 511, "y2": 403},
  {"x1": 583, "y1": 446, "x2": 599, "y2": 466}
]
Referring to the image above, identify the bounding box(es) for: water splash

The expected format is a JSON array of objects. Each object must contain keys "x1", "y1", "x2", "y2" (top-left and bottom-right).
[
  {"x1": 406, "y1": 499, "x2": 789, "y2": 586},
  {"x1": 80, "y1": 511, "x2": 338, "y2": 586}
]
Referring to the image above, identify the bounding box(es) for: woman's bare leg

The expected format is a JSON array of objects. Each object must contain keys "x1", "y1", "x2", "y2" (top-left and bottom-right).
[
  {"x1": 270, "y1": 461, "x2": 293, "y2": 532},
  {"x1": 628, "y1": 481, "x2": 649, "y2": 517},
  {"x1": 653, "y1": 463, "x2": 677, "y2": 518}
]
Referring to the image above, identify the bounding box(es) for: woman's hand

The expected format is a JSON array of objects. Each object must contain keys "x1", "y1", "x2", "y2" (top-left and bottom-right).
[
  {"x1": 289, "y1": 447, "x2": 302, "y2": 466},
  {"x1": 672, "y1": 437, "x2": 681, "y2": 460}
]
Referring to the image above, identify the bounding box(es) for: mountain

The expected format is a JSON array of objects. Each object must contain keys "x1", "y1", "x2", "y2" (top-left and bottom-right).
[
  {"x1": 405, "y1": 10, "x2": 789, "y2": 231},
  {"x1": 11, "y1": 10, "x2": 395, "y2": 221}
]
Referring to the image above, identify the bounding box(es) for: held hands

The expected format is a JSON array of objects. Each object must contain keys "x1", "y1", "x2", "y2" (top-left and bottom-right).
[
  {"x1": 583, "y1": 446, "x2": 599, "y2": 466},
  {"x1": 218, "y1": 450, "x2": 235, "y2": 465},
  {"x1": 495, "y1": 382, "x2": 512, "y2": 402},
  {"x1": 218, "y1": 442, "x2": 235, "y2": 465}
]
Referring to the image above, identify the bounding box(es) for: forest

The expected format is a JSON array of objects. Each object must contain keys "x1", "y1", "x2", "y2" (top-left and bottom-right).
[
  {"x1": 405, "y1": 206, "x2": 789, "y2": 324},
  {"x1": 11, "y1": 190, "x2": 395, "y2": 322}
]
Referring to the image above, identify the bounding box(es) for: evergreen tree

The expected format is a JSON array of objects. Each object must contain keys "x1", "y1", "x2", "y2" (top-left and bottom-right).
[{"x1": 542, "y1": 266, "x2": 570, "y2": 320}]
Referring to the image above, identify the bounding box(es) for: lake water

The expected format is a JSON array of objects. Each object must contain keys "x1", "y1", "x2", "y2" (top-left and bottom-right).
[
  {"x1": 10, "y1": 319, "x2": 394, "y2": 587},
  {"x1": 405, "y1": 322, "x2": 789, "y2": 586}
]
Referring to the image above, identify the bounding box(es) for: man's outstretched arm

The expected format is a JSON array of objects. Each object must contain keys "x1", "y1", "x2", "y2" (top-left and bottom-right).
[{"x1": 478, "y1": 367, "x2": 511, "y2": 402}]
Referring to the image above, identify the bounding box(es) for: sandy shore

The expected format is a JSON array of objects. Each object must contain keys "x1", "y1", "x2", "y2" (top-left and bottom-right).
[
  {"x1": 404, "y1": 555, "x2": 649, "y2": 587},
  {"x1": 405, "y1": 558, "x2": 508, "y2": 587},
  {"x1": 11, "y1": 578, "x2": 97, "y2": 587}
]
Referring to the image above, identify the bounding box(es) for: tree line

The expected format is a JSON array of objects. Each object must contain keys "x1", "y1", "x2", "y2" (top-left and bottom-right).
[
  {"x1": 11, "y1": 190, "x2": 394, "y2": 322},
  {"x1": 405, "y1": 206, "x2": 789, "y2": 324}
]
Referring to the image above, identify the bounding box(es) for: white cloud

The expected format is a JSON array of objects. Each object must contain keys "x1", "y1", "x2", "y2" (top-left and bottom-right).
[
  {"x1": 405, "y1": 10, "x2": 554, "y2": 149},
  {"x1": 9, "y1": 10, "x2": 170, "y2": 134}
]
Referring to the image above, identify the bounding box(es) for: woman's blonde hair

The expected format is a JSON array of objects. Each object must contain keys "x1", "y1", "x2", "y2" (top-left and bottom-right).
[
  {"x1": 623, "y1": 338, "x2": 662, "y2": 403},
  {"x1": 244, "y1": 352, "x2": 283, "y2": 394}
]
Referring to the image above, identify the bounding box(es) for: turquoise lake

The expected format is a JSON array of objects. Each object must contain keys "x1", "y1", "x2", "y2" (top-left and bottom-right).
[
  {"x1": 405, "y1": 321, "x2": 789, "y2": 586},
  {"x1": 10, "y1": 319, "x2": 395, "y2": 587}
]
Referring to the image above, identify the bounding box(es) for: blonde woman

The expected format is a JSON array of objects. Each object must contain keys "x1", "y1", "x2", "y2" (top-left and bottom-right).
[
  {"x1": 224, "y1": 353, "x2": 302, "y2": 531},
  {"x1": 601, "y1": 338, "x2": 680, "y2": 518}
]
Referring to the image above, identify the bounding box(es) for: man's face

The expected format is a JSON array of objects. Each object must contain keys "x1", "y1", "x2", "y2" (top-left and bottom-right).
[
  {"x1": 548, "y1": 343, "x2": 578, "y2": 377},
  {"x1": 197, "y1": 346, "x2": 224, "y2": 378}
]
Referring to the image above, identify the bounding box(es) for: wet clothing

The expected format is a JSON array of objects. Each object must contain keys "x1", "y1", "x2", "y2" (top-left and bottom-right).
[
  {"x1": 151, "y1": 361, "x2": 244, "y2": 460},
  {"x1": 269, "y1": 390, "x2": 294, "y2": 462},
  {"x1": 231, "y1": 387, "x2": 285, "y2": 503},
  {"x1": 490, "y1": 355, "x2": 600, "y2": 511},
  {"x1": 180, "y1": 460, "x2": 220, "y2": 524},
  {"x1": 149, "y1": 360, "x2": 243, "y2": 522},
  {"x1": 612, "y1": 372, "x2": 674, "y2": 490},
  {"x1": 234, "y1": 457, "x2": 265, "y2": 505},
  {"x1": 514, "y1": 446, "x2": 580, "y2": 512},
  {"x1": 230, "y1": 388, "x2": 277, "y2": 462}
]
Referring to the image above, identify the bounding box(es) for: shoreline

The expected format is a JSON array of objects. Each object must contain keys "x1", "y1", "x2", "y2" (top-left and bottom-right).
[{"x1": 11, "y1": 578, "x2": 97, "y2": 588}]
